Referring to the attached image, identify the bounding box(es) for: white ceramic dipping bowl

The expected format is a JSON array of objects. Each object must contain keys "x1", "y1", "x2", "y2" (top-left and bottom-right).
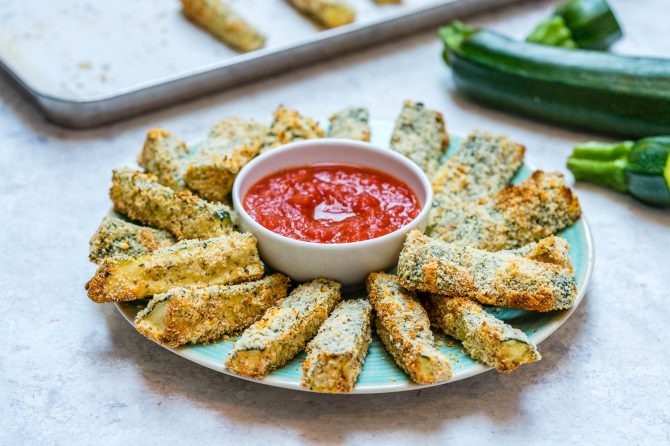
[{"x1": 232, "y1": 139, "x2": 433, "y2": 286}]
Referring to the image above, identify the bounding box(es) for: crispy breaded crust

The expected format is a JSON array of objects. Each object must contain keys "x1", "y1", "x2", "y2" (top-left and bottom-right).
[
  {"x1": 288, "y1": 0, "x2": 355, "y2": 28},
  {"x1": 181, "y1": 0, "x2": 265, "y2": 52},
  {"x1": 366, "y1": 272, "x2": 452, "y2": 384},
  {"x1": 88, "y1": 214, "x2": 176, "y2": 263},
  {"x1": 397, "y1": 230, "x2": 577, "y2": 312},
  {"x1": 390, "y1": 100, "x2": 449, "y2": 176},
  {"x1": 508, "y1": 235, "x2": 573, "y2": 272},
  {"x1": 434, "y1": 171, "x2": 582, "y2": 250},
  {"x1": 183, "y1": 117, "x2": 268, "y2": 202},
  {"x1": 110, "y1": 167, "x2": 235, "y2": 240},
  {"x1": 261, "y1": 106, "x2": 324, "y2": 153},
  {"x1": 429, "y1": 129, "x2": 525, "y2": 238},
  {"x1": 301, "y1": 299, "x2": 373, "y2": 393},
  {"x1": 225, "y1": 278, "x2": 341, "y2": 378},
  {"x1": 135, "y1": 274, "x2": 289, "y2": 347},
  {"x1": 85, "y1": 233, "x2": 263, "y2": 303},
  {"x1": 423, "y1": 296, "x2": 541, "y2": 372},
  {"x1": 328, "y1": 106, "x2": 370, "y2": 142},
  {"x1": 137, "y1": 128, "x2": 190, "y2": 191}
]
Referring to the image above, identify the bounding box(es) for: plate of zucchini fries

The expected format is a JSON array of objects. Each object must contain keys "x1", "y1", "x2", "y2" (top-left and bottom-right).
[{"x1": 85, "y1": 101, "x2": 593, "y2": 393}]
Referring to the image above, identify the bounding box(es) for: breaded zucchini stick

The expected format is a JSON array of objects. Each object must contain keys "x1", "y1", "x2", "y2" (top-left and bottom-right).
[
  {"x1": 389, "y1": 100, "x2": 449, "y2": 175},
  {"x1": 110, "y1": 168, "x2": 235, "y2": 240},
  {"x1": 422, "y1": 296, "x2": 541, "y2": 372},
  {"x1": 366, "y1": 272, "x2": 452, "y2": 384},
  {"x1": 328, "y1": 106, "x2": 370, "y2": 142},
  {"x1": 288, "y1": 0, "x2": 355, "y2": 29},
  {"x1": 88, "y1": 214, "x2": 176, "y2": 263},
  {"x1": 135, "y1": 274, "x2": 289, "y2": 347},
  {"x1": 301, "y1": 299, "x2": 373, "y2": 393},
  {"x1": 429, "y1": 130, "x2": 525, "y2": 239},
  {"x1": 86, "y1": 233, "x2": 263, "y2": 303},
  {"x1": 508, "y1": 235, "x2": 573, "y2": 271},
  {"x1": 225, "y1": 278, "x2": 341, "y2": 378},
  {"x1": 183, "y1": 117, "x2": 268, "y2": 202},
  {"x1": 261, "y1": 106, "x2": 324, "y2": 153},
  {"x1": 373, "y1": 0, "x2": 401, "y2": 4},
  {"x1": 181, "y1": 0, "x2": 265, "y2": 52},
  {"x1": 397, "y1": 230, "x2": 577, "y2": 312},
  {"x1": 137, "y1": 128, "x2": 190, "y2": 191},
  {"x1": 433, "y1": 171, "x2": 582, "y2": 250}
]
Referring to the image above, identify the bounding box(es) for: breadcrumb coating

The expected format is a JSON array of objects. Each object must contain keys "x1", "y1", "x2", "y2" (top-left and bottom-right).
[
  {"x1": 137, "y1": 128, "x2": 190, "y2": 191},
  {"x1": 328, "y1": 106, "x2": 371, "y2": 142},
  {"x1": 366, "y1": 272, "x2": 452, "y2": 384},
  {"x1": 397, "y1": 230, "x2": 577, "y2": 312},
  {"x1": 287, "y1": 0, "x2": 355, "y2": 28},
  {"x1": 261, "y1": 106, "x2": 324, "y2": 153},
  {"x1": 135, "y1": 274, "x2": 289, "y2": 347},
  {"x1": 301, "y1": 299, "x2": 373, "y2": 392}
]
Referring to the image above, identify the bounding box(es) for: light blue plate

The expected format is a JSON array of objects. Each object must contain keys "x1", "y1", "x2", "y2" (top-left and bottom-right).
[{"x1": 116, "y1": 121, "x2": 594, "y2": 393}]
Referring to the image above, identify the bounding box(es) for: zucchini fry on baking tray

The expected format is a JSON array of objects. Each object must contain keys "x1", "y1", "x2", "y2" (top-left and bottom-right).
[
  {"x1": 183, "y1": 117, "x2": 268, "y2": 202},
  {"x1": 287, "y1": 0, "x2": 355, "y2": 29},
  {"x1": 432, "y1": 171, "x2": 582, "y2": 250},
  {"x1": 302, "y1": 298, "x2": 373, "y2": 392},
  {"x1": 428, "y1": 129, "x2": 525, "y2": 239},
  {"x1": 226, "y1": 278, "x2": 341, "y2": 378},
  {"x1": 366, "y1": 272, "x2": 452, "y2": 384},
  {"x1": 397, "y1": 230, "x2": 577, "y2": 312},
  {"x1": 389, "y1": 100, "x2": 449, "y2": 176},
  {"x1": 261, "y1": 106, "x2": 324, "y2": 153},
  {"x1": 135, "y1": 274, "x2": 289, "y2": 348},
  {"x1": 328, "y1": 106, "x2": 371, "y2": 142},
  {"x1": 181, "y1": 0, "x2": 265, "y2": 52},
  {"x1": 110, "y1": 168, "x2": 235, "y2": 240},
  {"x1": 88, "y1": 214, "x2": 176, "y2": 264},
  {"x1": 422, "y1": 296, "x2": 541, "y2": 372},
  {"x1": 86, "y1": 232, "x2": 263, "y2": 303}
]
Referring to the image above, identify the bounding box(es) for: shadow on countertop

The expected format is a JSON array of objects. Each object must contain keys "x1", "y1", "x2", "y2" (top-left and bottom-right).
[{"x1": 96, "y1": 289, "x2": 589, "y2": 445}]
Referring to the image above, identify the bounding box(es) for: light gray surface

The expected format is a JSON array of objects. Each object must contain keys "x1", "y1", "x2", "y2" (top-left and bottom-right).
[{"x1": 1, "y1": 0, "x2": 669, "y2": 444}]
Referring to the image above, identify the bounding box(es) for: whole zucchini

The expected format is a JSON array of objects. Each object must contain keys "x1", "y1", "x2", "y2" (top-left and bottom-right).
[
  {"x1": 439, "y1": 22, "x2": 670, "y2": 137},
  {"x1": 567, "y1": 136, "x2": 670, "y2": 207}
]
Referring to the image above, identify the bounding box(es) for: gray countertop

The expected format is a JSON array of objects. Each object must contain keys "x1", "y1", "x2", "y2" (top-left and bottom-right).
[{"x1": 1, "y1": 1, "x2": 668, "y2": 444}]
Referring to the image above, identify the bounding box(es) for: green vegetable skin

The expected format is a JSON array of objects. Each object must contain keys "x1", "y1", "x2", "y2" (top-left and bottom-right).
[
  {"x1": 567, "y1": 137, "x2": 670, "y2": 207},
  {"x1": 527, "y1": 0, "x2": 622, "y2": 50},
  {"x1": 439, "y1": 22, "x2": 670, "y2": 137}
]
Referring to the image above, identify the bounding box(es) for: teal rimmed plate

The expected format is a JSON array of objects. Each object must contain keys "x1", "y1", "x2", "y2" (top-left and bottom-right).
[{"x1": 115, "y1": 120, "x2": 594, "y2": 393}]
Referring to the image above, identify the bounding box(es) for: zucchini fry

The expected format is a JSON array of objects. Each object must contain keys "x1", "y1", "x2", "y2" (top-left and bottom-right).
[
  {"x1": 225, "y1": 278, "x2": 341, "y2": 378},
  {"x1": 428, "y1": 130, "x2": 525, "y2": 239},
  {"x1": 389, "y1": 100, "x2": 449, "y2": 176},
  {"x1": 261, "y1": 106, "x2": 324, "y2": 153},
  {"x1": 328, "y1": 106, "x2": 370, "y2": 142},
  {"x1": 301, "y1": 299, "x2": 373, "y2": 393},
  {"x1": 135, "y1": 274, "x2": 289, "y2": 347},
  {"x1": 110, "y1": 167, "x2": 235, "y2": 240},
  {"x1": 422, "y1": 296, "x2": 541, "y2": 372},
  {"x1": 397, "y1": 230, "x2": 577, "y2": 312},
  {"x1": 137, "y1": 128, "x2": 190, "y2": 191},
  {"x1": 181, "y1": 0, "x2": 265, "y2": 52},
  {"x1": 88, "y1": 214, "x2": 176, "y2": 263},
  {"x1": 183, "y1": 117, "x2": 268, "y2": 202},
  {"x1": 86, "y1": 233, "x2": 263, "y2": 303},
  {"x1": 366, "y1": 272, "x2": 452, "y2": 384},
  {"x1": 433, "y1": 171, "x2": 582, "y2": 250},
  {"x1": 287, "y1": 0, "x2": 355, "y2": 29},
  {"x1": 509, "y1": 235, "x2": 573, "y2": 271}
]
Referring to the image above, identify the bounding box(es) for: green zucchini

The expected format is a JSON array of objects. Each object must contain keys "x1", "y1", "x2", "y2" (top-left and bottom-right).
[
  {"x1": 527, "y1": 0, "x2": 622, "y2": 50},
  {"x1": 439, "y1": 22, "x2": 670, "y2": 137},
  {"x1": 567, "y1": 136, "x2": 670, "y2": 207}
]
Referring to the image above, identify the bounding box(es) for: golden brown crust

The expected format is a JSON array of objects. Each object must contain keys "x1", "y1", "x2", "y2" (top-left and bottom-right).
[
  {"x1": 261, "y1": 105, "x2": 324, "y2": 152},
  {"x1": 398, "y1": 230, "x2": 577, "y2": 312},
  {"x1": 85, "y1": 233, "x2": 263, "y2": 303},
  {"x1": 137, "y1": 128, "x2": 190, "y2": 190}
]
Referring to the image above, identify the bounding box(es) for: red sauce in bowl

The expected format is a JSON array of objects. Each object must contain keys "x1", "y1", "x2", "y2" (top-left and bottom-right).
[{"x1": 243, "y1": 164, "x2": 421, "y2": 244}]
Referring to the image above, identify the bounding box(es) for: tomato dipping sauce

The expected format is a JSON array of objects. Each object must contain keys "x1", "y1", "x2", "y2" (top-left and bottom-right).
[{"x1": 243, "y1": 164, "x2": 421, "y2": 244}]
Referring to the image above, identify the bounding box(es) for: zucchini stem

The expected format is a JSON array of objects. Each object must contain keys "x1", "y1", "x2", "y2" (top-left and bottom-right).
[
  {"x1": 567, "y1": 141, "x2": 632, "y2": 192},
  {"x1": 438, "y1": 21, "x2": 475, "y2": 65},
  {"x1": 527, "y1": 15, "x2": 577, "y2": 48}
]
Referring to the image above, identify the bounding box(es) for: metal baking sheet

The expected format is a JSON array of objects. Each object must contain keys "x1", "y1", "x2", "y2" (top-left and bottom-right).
[{"x1": 0, "y1": 0, "x2": 518, "y2": 128}]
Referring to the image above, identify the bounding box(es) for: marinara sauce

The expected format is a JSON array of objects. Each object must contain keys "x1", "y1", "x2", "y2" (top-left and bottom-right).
[{"x1": 244, "y1": 164, "x2": 421, "y2": 244}]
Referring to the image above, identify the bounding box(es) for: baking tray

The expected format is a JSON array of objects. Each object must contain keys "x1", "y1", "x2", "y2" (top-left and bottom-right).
[{"x1": 0, "y1": 0, "x2": 519, "y2": 128}]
